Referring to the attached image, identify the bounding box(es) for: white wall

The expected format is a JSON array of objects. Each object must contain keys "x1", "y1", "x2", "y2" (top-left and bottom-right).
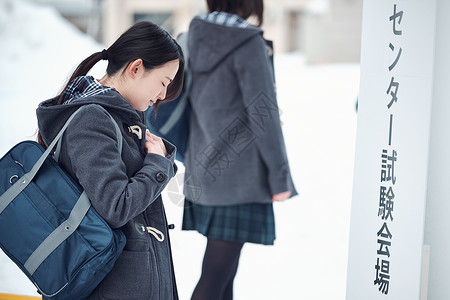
[
  {"x1": 423, "y1": 0, "x2": 450, "y2": 298},
  {"x1": 303, "y1": 0, "x2": 363, "y2": 63}
]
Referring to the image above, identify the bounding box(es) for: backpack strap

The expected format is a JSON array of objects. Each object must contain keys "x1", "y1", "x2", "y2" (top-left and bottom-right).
[
  {"x1": 0, "y1": 105, "x2": 121, "y2": 214},
  {"x1": 54, "y1": 105, "x2": 122, "y2": 161},
  {"x1": 24, "y1": 191, "x2": 92, "y2": 275}
]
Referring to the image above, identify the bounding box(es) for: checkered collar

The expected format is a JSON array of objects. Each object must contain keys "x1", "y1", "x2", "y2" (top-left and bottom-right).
[
  {"x1": 62, "y1": 76, "x2": 113, "y2": 104},
  {"x1": 200, "y1": 11, "x2": 250, "y2": 28}
]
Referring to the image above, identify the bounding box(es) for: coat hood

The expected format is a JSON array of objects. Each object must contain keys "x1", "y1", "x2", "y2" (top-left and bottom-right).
[
  {"x1": 36, "y1": 76, "x2": 145, "y2": 147},
  {"x1": 187, "y1": 17, "x2": 263, "y2": 72}
]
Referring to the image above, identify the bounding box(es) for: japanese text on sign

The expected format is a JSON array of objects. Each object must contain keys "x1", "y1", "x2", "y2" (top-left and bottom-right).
[{"x1": 374, "y1": 3, "x2": 403, "y2": 295}]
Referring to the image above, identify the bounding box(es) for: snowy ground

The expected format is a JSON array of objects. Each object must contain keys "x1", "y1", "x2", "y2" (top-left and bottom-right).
[{"x1": 0, "y1": 1, "x2": 359, "y2": 299}]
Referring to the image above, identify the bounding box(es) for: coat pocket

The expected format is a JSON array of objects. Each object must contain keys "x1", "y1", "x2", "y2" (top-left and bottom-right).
[{"x1": 99, "y1": 250, "x2": 159, "y2": 300}]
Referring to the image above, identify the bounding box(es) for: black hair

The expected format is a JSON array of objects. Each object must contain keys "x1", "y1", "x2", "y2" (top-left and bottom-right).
[
  {"x1": 207, "y1": 0, "x2": 264, "y2": 26},
  {"x1": 38, "y1": 21, "x2": 184, "y2": 148},
  {"x1": 57, "y1": 21, "x2": 184, "y2": 105}
]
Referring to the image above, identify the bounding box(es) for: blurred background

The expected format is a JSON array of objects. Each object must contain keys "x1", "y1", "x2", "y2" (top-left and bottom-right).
[
  {"x1": 26, "y1": 0, "x2": 362, "y2": 61},
  {"x1": 0, "y1": 0, "x2": 362, "y2": 299}
]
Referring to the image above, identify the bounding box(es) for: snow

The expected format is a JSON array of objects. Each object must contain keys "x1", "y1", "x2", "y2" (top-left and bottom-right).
[{"x1": 0, "y1": 0, "x2": 360, "y2": 299}]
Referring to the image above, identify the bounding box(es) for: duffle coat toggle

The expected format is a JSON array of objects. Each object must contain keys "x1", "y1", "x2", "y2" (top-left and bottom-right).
[
  {"x1": 128, "y1": 125, "x2": 143, "y2": 139},
  {"x1": 141, "y1": 226, "x2": 165, "y2": 242}
]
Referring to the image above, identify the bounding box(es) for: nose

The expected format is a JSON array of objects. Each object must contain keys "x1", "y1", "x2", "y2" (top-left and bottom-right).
[{"x1": 157, "y1": 87, "x2": 167, "y2": 100}]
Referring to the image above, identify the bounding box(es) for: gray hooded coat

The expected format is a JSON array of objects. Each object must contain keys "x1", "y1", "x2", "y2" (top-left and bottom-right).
[
  {"x1": 184, "y1": 17, "x2": 297, "y2": 206},
  {"x1": 36, "y1": 79, "x2": 178, "y2": 300}
]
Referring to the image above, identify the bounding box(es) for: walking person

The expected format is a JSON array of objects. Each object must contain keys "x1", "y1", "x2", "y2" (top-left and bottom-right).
[
  {"x1": 181, "y1": 1, "x2": 297, "y2": 299},
  {"x1": 36, "y1": 21, "x2": 184, "y2": 300}
]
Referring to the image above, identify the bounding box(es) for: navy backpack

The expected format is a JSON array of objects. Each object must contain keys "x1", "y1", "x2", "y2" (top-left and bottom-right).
[{"x1": 0, "y1": 105, "x2": 126, "y2": 300}]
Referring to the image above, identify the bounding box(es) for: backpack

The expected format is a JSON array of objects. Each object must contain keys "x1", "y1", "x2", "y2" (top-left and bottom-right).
[{"x1": 0, "y1": 104, "x2": 126, "y2": 300}]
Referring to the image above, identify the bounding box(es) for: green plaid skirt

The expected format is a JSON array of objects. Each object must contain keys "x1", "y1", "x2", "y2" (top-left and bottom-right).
[{"x1": 182, "y1": 200, "x2": 275, "y2": 245}]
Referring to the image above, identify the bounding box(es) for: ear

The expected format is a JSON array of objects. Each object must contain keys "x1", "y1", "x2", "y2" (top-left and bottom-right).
[{"x1": 127, "y1": 59, "x2": 143, "y2": 79}]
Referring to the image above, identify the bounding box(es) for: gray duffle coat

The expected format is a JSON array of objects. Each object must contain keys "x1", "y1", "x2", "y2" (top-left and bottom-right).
[
  {"x1": 37, "y1": 77, "x2": 178, "y2": 300},
  {"x1": 184, "y1": 17, "x2": 297, "y2": 206}
]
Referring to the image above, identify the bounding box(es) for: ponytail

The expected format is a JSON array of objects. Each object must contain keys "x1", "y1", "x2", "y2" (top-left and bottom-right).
[
  {"x1": 56, "y1": 51, "x2": 104, "y2": 104},
  {"x1": 38, "y1": 52, "x2": 105, "y2": 146}
]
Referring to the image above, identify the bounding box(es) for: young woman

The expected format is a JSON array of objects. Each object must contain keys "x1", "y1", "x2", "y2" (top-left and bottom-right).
[
  {"x1": 181, "y1": 0, "x2": 297, "y2": 299},
  {"x1": 36, "y1": 21, "x2": 184, "y2": 300}
]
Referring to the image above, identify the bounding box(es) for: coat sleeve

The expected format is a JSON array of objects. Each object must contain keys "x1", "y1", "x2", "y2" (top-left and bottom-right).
[
  {"x1": 61, "y1": 105, "x2": 176, "y2": 228},
  {"x1": 233, "y1": 35, "x2": 296, "y2": 196}
]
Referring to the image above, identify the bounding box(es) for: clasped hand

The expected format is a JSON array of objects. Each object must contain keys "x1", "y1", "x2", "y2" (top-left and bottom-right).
[{"x1": 145, "y1": 130, "x2": 167, "y2": 157}]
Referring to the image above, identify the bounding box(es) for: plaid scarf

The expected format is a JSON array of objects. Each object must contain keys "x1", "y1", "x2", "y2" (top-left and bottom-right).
[
  {"x1": 62, "y1": 76, "x2": 113, "y2": 104},
  {"x1": 201, "y1": 11, "x2": 250, "y2": 28}
]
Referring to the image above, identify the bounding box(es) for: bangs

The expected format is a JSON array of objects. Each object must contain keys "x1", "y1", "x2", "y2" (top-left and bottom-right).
[{"x1": 153, "y1": 57, "x2": 185, "y2": 110}]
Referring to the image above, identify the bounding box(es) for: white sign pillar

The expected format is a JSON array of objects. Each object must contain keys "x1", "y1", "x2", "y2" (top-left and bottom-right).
[{"x1": 346, "y1": 0, "x2": 437, "y2": 299}]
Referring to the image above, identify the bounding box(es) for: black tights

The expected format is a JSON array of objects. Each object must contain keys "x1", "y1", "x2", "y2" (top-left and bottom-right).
[{"x1": 191, "y1": 238, "x2": 244, "y2": 300}]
